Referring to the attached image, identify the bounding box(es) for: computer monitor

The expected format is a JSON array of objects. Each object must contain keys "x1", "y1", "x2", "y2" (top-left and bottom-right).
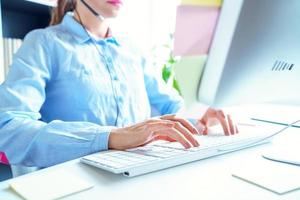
[{"x1": 198, "y1": 0, "x2": 300, "y2": 108}]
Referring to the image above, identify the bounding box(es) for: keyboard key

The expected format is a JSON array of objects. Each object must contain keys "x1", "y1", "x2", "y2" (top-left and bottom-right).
[{"x1": 126, "y1": 146, "x2": 186, "y2": 159}]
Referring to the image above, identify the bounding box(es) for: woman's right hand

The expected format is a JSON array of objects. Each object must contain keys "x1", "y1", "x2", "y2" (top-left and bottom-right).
[{"x1": 108, "y1": 118, "x2": 200, "y2": 150}]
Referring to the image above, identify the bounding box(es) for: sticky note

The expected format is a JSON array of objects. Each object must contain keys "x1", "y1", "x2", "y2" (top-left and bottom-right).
[
  {"x1": 181, "y1": 0, "x2": 222, "y2": 7},
  {"x1": 9, "y1": 169, "x2": 93, "y2": 200},
  {"x1": 173, "y1": 5, "x2": 220, "y2": 56},
  {"x1": 173, "y1": 55, "x2": 207, "y2": 107}
]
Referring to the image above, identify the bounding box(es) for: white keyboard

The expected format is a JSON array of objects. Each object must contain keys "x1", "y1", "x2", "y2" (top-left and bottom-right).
[{"x1": 81, "y1": 122, "x2": 279, "y2": 177}]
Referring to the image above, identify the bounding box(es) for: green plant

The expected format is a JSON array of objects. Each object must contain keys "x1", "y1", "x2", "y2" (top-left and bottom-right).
[
  {"x1": 161, "y1": 54, "x2": 181, "y2": 96},
  {"x1": 152, "y1": 34, "x2": 182, "y2": 95}
]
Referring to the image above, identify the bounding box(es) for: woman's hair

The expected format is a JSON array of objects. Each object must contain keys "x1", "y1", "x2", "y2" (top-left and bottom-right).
[{"x1": 49, "y1": 0, "x2": 77, "y2": 26}]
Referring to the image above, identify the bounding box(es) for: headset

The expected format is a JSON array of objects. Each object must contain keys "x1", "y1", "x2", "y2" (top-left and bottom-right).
[
  {"x1": 80, "y1": 0, "x2": 105, "y2": 21},
  {"x1": 76, "y1": 0, "x2": 121, "y2": 126}
]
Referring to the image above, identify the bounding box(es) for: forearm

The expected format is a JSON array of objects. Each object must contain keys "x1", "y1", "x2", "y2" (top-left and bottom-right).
[{"x1": 0, "y1": 112, "x2": 114, "y2": 168}]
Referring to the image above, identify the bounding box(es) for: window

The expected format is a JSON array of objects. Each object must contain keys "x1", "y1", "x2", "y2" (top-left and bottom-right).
[{"x1": 111, "y1": 0, "x2": 180, "y2": 54}]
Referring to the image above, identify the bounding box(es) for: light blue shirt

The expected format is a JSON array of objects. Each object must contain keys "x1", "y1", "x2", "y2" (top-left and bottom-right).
[{"x1": 0, "y1": 13, "x2": 184, "y2": 168}]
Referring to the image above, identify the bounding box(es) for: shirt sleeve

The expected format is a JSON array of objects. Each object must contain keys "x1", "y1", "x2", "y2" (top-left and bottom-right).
[
  {"x1": 142, "y1": 57, "x2": 185, "y2": 115},
  {"x1": 0, "y1": 30, "x2": 114, "y2": 168}
]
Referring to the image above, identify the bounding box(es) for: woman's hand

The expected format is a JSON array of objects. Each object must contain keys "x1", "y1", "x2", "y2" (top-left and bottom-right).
[
  {"x1": 196, "y1": 107, "x2": 239, "y2": 136},
  {"x1": 108, "y1": 116, "x2": 200, "y2": 150}
]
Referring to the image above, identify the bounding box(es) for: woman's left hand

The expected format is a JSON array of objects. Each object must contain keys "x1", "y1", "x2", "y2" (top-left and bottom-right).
[{"x1": 196, "y1": 107, "x2": 239, "y2": 136}]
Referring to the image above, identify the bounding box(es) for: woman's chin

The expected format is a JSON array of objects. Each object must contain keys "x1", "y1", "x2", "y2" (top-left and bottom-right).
[{"x1": 105, "y1": 11, "x2": 120, "y2": 18}]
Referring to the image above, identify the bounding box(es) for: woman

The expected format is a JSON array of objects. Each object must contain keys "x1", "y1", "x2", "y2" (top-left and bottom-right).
[{"x1": 0, "y1": 0, "x2": 237, "y2": 171}]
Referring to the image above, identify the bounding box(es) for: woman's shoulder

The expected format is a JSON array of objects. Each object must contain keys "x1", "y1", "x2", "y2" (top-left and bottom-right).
[
  {"x1": 23, "y1": 28, "x2": 48, "y2": 42},
  {"x1": 24, "y1": 23, "x2": 71, "y2": 43}
]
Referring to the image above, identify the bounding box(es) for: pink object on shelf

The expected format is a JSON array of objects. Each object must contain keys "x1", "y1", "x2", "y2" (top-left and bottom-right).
[
  {"x1": 0, "y1": 152, "x2": 9, "y2": 165},
  {"x1": 174, "y1": 5, "x2": 220, "y2": 56}
]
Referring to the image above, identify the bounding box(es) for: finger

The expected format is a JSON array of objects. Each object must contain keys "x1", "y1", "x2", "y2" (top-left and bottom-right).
[
  {"x1": 140, "y1": 138, "x2": 155, "y2": 146},
  {"x1": 172, "y1": 118, "x2": 199, "y2": 134},
  {"x1": 216, "y1": 111, "x2": 230, "y2": 136},
  {"x1": 195, "y1": 121, "x2": 206, "y2": 134},
  {"x1": 227, "y1": 115, "x2": 240, "y2": 134},
  {"x1": 155, "y1": 135, "x2": 176, "y2": 142},
  {"x1": 202, "y1": 126, "x2": 208, "y2": 135},
  {"x1": 143, "y1": 121, "x2": 175, "y2": 133},
  {"x1": 161, "y1": 115, "x2": 199, "y2": 134},
  {"x1": 154, "y1": 128, "x2": 192, "y2": 149},
  {"x1": 200, "y1": 108, "x2": 218, "y2": 125},
  {"x1": 132, "y1": 122, "x2": 176, "y2": 147},
  {"x1": 173, "y1": 122, "x2": 199, "y2": 147},
  {"x1": 134, "y1": 121, "x2": 175, "y2": 143},
  {"x1": 227, "y1": 114, "x2": 235, "y2": 135},
  {"x1": 160, "y1": 114, "x2": 176, "y2": 119},
  {"x1": 141, "y1": 135, "x2": 176, "y2": 146},
  {"x1": 235, "y1": 124, "x2": 239, "y2": 134},
  {"x1": 152, "y1": 122, "x2": 199, "y2": 147}
]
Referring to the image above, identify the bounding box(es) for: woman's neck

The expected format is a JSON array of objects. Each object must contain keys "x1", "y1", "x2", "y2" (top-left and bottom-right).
[{"x1": 74, "y1": 3, "x2": 109, "y2": 39}]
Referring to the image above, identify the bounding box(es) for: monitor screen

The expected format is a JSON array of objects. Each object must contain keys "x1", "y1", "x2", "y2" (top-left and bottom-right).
[{"x1": 198, "y1": 0, "x2": 300, "y2": 108}]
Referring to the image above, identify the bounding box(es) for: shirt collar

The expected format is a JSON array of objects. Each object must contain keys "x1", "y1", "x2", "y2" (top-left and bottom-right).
[{"x1": 61, "y1": 12, "x2": 120, "y2": 46}]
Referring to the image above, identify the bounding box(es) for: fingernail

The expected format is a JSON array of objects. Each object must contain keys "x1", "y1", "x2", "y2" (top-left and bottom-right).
[{"x1": 193, "y1": 128, "x2": 199, "y2": 134}]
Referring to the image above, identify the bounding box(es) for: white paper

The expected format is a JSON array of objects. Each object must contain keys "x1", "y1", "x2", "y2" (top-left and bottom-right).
[
  {"x1": 262, "y1": 127, "x2": 300, "y2": 166},
  {"x1": 232, "y1": 158, "x2": 300, "y2": 194},
  {"x1": 9, "y1": 169, "x2": 93, "y2": 200}
]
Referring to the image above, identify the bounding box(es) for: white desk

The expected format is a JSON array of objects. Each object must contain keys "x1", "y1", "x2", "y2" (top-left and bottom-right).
[{"x1": 1, "y1": 128, "x2": 300, "y2": 200}]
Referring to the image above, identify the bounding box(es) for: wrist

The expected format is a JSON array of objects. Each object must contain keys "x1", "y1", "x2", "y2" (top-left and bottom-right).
[
  {"x1": 108, "y1": 128, "x2": 130, "y2": 150},
  {"x1": 108, "y1": 129, "x2": 119, "y2": 149}
]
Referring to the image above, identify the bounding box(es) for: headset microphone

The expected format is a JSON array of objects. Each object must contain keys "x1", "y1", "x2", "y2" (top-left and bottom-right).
[{"x1": 80, "y1": 0, "x2": 105, "y2": 21}]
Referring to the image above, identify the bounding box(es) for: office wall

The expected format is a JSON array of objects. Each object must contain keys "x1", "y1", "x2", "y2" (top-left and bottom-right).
[
  {"x1": 0, "y1": 1, "x2": 4, "y2": 83},
  {"x1": 174, "y1": 56, "x2": 207, "y2": 107},
  {"x1": 172, "y1": 0, "x2": 222, "y2": 107}
]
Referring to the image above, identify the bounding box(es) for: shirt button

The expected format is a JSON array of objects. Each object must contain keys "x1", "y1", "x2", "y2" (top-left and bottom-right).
[
  {"x1": 112, "y1": 75, "x2": 118, "y2": 81},
  {"x1": 118, "y1": 96, "x2": 123, "y2": 103},
  {"x1": 107, "y1": 58, "x2": 112, "y2": 63}
]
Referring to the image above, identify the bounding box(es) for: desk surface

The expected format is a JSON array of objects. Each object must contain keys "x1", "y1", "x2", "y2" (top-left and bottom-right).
[{"x1": 1, "y1": 129, "x2": 300, "y2": 200}]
